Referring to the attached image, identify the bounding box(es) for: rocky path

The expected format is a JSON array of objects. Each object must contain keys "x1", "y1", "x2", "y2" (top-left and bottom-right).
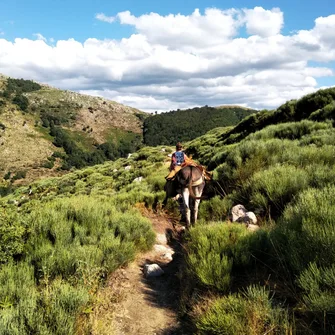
[{"x1": 89, "y1": 212, "x2": 187, "y2": 335}]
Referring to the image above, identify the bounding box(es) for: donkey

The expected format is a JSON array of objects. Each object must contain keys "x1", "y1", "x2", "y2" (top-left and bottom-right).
[{"x1": 163, "y1": 166, "x2": 205, "y2": 228}]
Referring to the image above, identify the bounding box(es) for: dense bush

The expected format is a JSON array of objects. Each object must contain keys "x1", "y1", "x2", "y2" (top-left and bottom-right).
[
  {"x1": 0, "y1": 209, "x2": 27, "y2": 264},
  {"x1": 12, "y1": 94, "x2": 29, "y2": 111},
  {"x1": 187, "y1": 223, "x2": 269, "y2": 292},
  {"x1": 1, "y1": 77, "x2": 41, "y2": 112},
  {"x1": 215, "y1": 87, "x2": 335, "y2": 147},
  {"x1": 195, "y1": 286, "x2": 291, "y2": 335},
  {"x1": 4, "y1": 78, "x2": 41, "y2": 95},
  {"x1": 0, "y1": 194, "x2": 155, "y2": 334},
  {"x1": 279, "y1": 186, "x2": 335, "y2": 272},
  {"x1": 0, "y1": 262, "x2": 90, "y2": 335}
]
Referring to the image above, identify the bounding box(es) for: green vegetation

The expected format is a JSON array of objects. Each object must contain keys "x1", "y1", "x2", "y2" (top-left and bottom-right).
[
  {"x1": 179, "y1": 87, "x2": 335, "y2": 334},
  {"x1": 0, "y1": 75, "x2": 146, "y2": 179},
  {"x1": 0, "y1": 146, "x2": 170, "y2": 334},
  {"x1": 1, "y1": 81, "x2": 335, "y2": 334},
  {"x1": 143, "y1": 106, "x2": 256, "y2": 146},
  {"x1": 49, "y1": 125, "x2": 142, "y2": 170},
  {"x1": 0, "y1": 78, "x2": 41, "y2": 111},
  {"x1": 195, "y1": 286, "x2": 291, "y2": 335}
]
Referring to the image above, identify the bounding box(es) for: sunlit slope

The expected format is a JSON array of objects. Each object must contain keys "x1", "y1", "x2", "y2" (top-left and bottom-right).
[{"x1": 0, "y1": 75, "x2": 147, "y2": 182}]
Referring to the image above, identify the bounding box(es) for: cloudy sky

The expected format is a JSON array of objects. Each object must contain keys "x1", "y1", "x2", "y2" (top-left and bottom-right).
[{"x1": 0, "y1": 0, "x2": 335, "y2": 113}]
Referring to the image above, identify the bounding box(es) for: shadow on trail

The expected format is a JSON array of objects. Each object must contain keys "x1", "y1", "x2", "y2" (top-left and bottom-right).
[{"x1": 140, "y1": 226, "x2": 194, "y2": 335}]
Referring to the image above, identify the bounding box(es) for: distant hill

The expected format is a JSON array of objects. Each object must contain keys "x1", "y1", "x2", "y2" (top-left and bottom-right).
[
  {"x1": 143, "y1": 105, "x2": 257, "y2": 146},
  {"x1": 0, "y1": 75, "x2": 147, "y2": 182},
  {"x1": 215, "y1": 105, "x2": 253, "y2": 110}
]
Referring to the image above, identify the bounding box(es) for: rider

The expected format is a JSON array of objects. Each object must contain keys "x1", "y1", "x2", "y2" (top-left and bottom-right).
[{"x1": 166, "y1": 142, "x2": 188, "y2": 180}]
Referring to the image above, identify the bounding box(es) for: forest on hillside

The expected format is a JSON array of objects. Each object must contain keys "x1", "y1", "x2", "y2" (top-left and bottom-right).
[{"x1": 143, "y1": 105, "x2": 256, "y2": 146}]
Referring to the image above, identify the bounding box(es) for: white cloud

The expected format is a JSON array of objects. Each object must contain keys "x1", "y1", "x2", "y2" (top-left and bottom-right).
[
  {"x1": 243, "y1": 7, "x2": 284, "y2": 37},
  {"x1": 117, "y1": 8, "x2": 240, "y2": 50},
  {"x1": 0, "y1": 7, "x2": 334, "y2": 112},
  {"x1": 95, "y1": 13, "x2": 115, "y2": 23}
]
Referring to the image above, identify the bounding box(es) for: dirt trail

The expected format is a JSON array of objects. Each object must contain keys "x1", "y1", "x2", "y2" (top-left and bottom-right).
[{"x1": 90, "y1": 212, "x2": 187, "y2": 335}]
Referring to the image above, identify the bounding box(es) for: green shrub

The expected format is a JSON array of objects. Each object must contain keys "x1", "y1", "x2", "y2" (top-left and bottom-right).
[
  {"x1": 280, "y1": 186, "x2": 335, "y2": 272},
  {"x1": 298, "y1": 263, "x2": 335, "y2": 313},
  {"x1": 248, "y1": 120, "x2": 331, "y2": 141},
  {"x1": 198, "y1": 196, "x2": 232, "y2": 222},
  {"x1": 0, "y1": 209, "x2": 27, "y2": 264},
  {"x1": 187, "y1": 223, "x2": 269, "y2": 292},
  {"x1": 0, "y1": 262, "x2": 90, "y2": 335},
  {"x1": 247, "y1": 165, "x2": 309, "y2": 215},
  {"x1": 309, "y1": 101, "x2": 335, "y2": 122},
  {"x1": 0, "y1": 262, "x2": 39, "y2": 335},
  {"x1": 195, "y1": 285, "x2": 291, "y2": 335},
  {"x1": 11, "y1": 170, "x2": 26, "y2": 181},
  {"x1": 12, "y1": 94, "x2": 29, "y2": 111},
  {"x1": 25, "y1": 196, "x2": 155, "y2": 280}
]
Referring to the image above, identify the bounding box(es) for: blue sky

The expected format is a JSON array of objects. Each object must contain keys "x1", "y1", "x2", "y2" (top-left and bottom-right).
[
  {"x1": 1, "y1": 0, "x2": 334, "y2": 41},
  {"x1": 0, "y1": 1, "x2": 335, "y2": 112}
]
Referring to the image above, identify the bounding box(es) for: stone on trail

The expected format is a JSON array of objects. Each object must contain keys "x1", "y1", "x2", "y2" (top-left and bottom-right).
[
  {"x1": 161, "y1": 253, "x2": 173, "y2": 261},
  {"x1": 156, "y1": 233, "x2": 168, "y2": 245},
  {"x1": 143, "y1": 264, "x2": 164, "y2": 278},
  {"x1": 153, "y1": 244, "x2": 174, "y2": 255}
]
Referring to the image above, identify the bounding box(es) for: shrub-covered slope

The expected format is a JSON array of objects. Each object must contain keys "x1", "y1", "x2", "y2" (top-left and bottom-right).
[
  {"x1": 181, "y1": 87, "x2": 335, "y2": 334},
  {"x1": 143, "y1": 105, "x2": 256, "y2": 146},
  {"x1": 0, "y1": 145, "x2": 172, "y2": 334},
  {"x1": 0, "y1": 75, "x2": 146, "y2": 182}
]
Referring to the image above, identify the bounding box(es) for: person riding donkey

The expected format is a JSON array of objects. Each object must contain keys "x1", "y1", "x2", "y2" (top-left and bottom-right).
[
  {"x1": 166, "y1": 142, "x2": 211, "y2": 181},
  {"x1": 164, "y1": 142, "x2": 212, "y2": 225},
  {"x1": 166, "y1": 142, "x2": 189, "y2": 180}
]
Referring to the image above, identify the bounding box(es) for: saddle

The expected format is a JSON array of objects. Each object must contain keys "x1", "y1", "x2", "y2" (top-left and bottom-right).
[{"x1": 165, "y1": 159, "x2": 212, "y2": 182}]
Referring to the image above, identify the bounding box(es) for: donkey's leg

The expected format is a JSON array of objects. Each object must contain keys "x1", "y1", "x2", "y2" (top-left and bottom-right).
[
  {"x1": 193, "y1": 182, "x2": 205, "y2": 224},
  {"x1": 182, "y1": 187, "x2": 191, "y2": 228},
  {"x1": 190, "y1": 195, "x2": 195, "y2": 225}
]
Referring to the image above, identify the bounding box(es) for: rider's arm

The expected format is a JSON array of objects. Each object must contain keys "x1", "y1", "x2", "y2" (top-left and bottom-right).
[{"x1": 170, "y1": 152, "x2": 177, "y2": 170}]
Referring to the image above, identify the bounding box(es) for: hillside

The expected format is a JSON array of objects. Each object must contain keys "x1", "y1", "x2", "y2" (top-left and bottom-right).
[
  {"x1": 0, "y1": 75, "x2": 147, "y2": 182},
  {"x1": 1, "y1": 87, "x2": 335, "y2": 334},
  {"x1": 143, "y1": 105, "x2": 257, "y2": 146}
]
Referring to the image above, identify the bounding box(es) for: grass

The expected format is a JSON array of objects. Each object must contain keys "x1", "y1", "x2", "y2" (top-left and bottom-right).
[
  {"x1": 195, "y1": 286, "x2": 292, "y2": 335},
  {"x1": 0, "y1": 146, "x2": 172, "y2": 334}
]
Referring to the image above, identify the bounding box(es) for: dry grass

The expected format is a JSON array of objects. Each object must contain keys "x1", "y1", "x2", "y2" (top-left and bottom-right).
[{"x1": 0, "y1": 107, "x2": 56, "y2": 180}]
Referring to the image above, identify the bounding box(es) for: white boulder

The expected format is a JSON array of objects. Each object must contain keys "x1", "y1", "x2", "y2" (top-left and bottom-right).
[
  {"x1": 231, "y1": 204, "x2": 247, "y2": 222},
  {"x1": 153, "y1": 244, "x2": 174, "y2": 255},
  {"x1": 161, "y1": 253, "x2": 173, "y2": 261},
  {"x1": 156, "y1": 233, "x2": 168, "y2": 245},
  {"x1": 143, "y1": 264, "x2": 164, "y2": 278},
  {"x1": 245, "y1": 212, "x2": 257, "y2": 225}
]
